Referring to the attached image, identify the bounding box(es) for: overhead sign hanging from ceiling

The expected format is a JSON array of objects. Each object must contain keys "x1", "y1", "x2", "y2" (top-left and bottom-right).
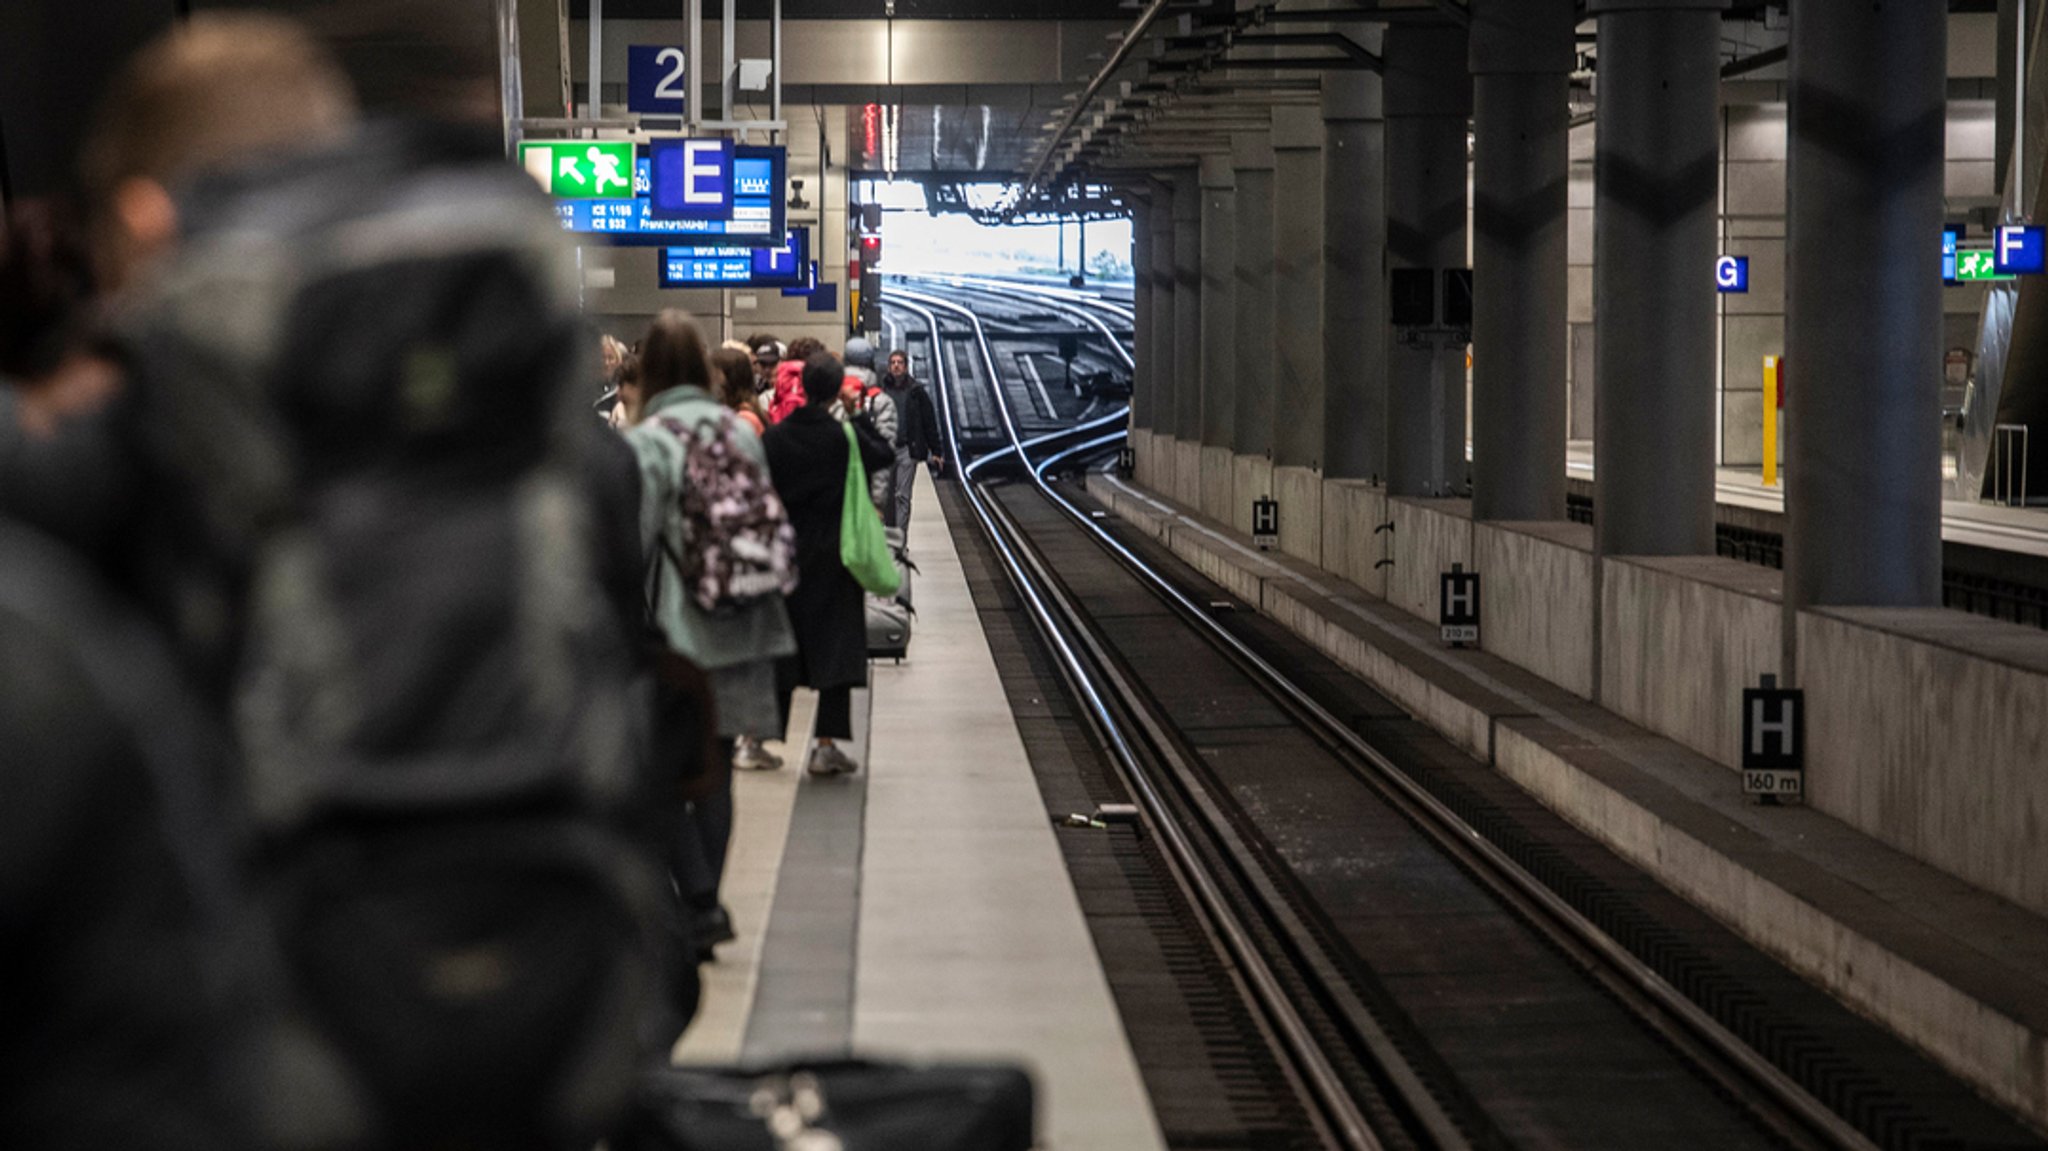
[
  {"x1": 660, "y1": 227, "x2": 810, "y2": 288},
  {"x1": 541, "y1": 145, "x2": 787, "y2": 246},
  {"x1": 519, "y1": 141, "x2": 637, "y2": 199},
  {"x1": 650, "y1": 138, "x2": 733, "y2": 220},
  {"x1": 627, "y1": 45, "x2": 689, "y2": 115}
]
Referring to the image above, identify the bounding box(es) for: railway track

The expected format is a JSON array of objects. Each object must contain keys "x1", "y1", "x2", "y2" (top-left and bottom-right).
[{"x1": 883, "y1": 289, "x2": 2043, "y2": 1151}]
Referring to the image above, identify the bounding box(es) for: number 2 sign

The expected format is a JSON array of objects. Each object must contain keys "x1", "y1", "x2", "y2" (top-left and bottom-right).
[{"x1": 628, "y1": 46, "x2": 688, "y2": 115}]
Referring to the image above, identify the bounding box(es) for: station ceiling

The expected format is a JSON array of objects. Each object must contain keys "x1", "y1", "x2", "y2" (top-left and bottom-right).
[{"x1": 568, "y1": 0, "x2": 1133, "y2": 19}]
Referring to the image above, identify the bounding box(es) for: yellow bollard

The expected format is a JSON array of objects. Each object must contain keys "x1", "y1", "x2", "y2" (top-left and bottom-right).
[{"x1": 1762, "y1": 356, "x2": 1780, "y2": 487}]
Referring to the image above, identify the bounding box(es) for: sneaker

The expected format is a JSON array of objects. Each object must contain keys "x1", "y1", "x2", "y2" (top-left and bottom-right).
[
  {"x1": 733, "y1": 737, "x2": 783, "y2": 771},
  {"x1": 806, "y1": 743, "x2": 859, "y2": 777}
]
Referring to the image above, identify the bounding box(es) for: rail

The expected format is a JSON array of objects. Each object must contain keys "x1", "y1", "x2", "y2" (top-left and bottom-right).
[{"x1": 894, "y1": 285, "x2": 1886, "y2": 1151}]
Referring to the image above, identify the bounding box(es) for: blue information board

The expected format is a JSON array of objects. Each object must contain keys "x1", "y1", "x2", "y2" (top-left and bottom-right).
[
  {"x1": 1943, "y1": 225, "x2": 1962, "y2": 282},
  {"x1": 627, "y1": 46, "x2": 689, "y2": 115},
  {"x1": 649, "y1": 138, "x2": 732, "y2": 220},
  {"x1": 553, "y1": 148, "x2": 785, "y2": 246},
  {"x1": 659, "y1": 228, "x2": 809, "y2": 288},
  {"x1": 1996, "y1": 225, "x2": 2046, "y2": 275},
  {"x1": 1715, "y1": 255, "x2": 1749, "y2": 293}
]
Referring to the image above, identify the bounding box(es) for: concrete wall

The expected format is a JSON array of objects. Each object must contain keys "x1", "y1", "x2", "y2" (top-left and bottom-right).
[
  {"x1": 1601, "y1": 556, "x2": 1782, "y2": 769},
  {"x1": 1173, "y1": 438, "x2": 1203, "y2": 511},
  {"x1": 1321, "y1": 479, "x2": 1388, "y2": 599},
  {"x1": 1130, "y1": 427, "x2": 1158, "y2": 492},
  {"x1": 1800, "y1": 608, "x2": 2048, "y2": 918},
  {"x1": 1475, "y1": 522, "x2": 1596, "y2": 699},
  {"x1": 1272, "y1": 465, "x2": 1323, "y2": 566},
  {"x1": 1200, "y1": 444, "x2": 1233, "y2": 525},
  {"x1": 1231, "y1": 454, "x2": 1275, "y2": 536},
  {"x1": 1386, "y1": 498, "x2": 1472, "y2": 623}
]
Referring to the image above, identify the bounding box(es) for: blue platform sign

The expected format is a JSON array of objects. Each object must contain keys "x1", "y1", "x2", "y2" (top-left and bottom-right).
[
  {"x1": 1943, "y1": 225, "x2": 1961, "y2": 282},
  {"x1": 1715, "y1": 255, "x2": 1749, "y2": 293},
  {"x1": 650, "y1": 138, "x2": 733, "y2": 220},
  {"x1": 1996, "y1": 225, "x2": 2046, "y2": 275},
  {"x1": 627, "y1": 46, "x2": 689, "y2": 115}
]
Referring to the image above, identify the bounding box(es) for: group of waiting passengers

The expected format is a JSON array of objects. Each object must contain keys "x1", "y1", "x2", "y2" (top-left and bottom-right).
[
  {"x1": 589, "y1": 318, "x2": 942, "y2": 959},
  {"x1": 0, "y1": 9, "x2": 935, "y2": 1150}
]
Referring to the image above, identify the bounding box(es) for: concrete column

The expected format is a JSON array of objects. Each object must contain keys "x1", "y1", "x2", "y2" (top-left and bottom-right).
[
  {"x1": 1591, "y1": 1, "x2": 1727, "y2": 557},
  {"x1": 1271, "y1": 107, "x2": 1325, "y2": 470},
  {"x1": 1469, "y1": 0, "x2": 1572, "y2": 521},
  {"x1": 1233, "y1": 132, "x2": 1277, "y2": 461},
  {"x1": 1384, "y1": 25, "x2": 1471, "y2": 498},
  {"x1": 1131, "y1": 198, "x2": 1154, "y2": 434},
  {"x1": 1784, "y1": 3, "x2": 1946, "y2": 613},
  {"x1": 1150, "y1": 180, "x2": 1177, "y2": 438},
  {"x1": 1322, "y1": 67, "x2": 1389, "y2": 481},
  {"x1": 1199, "y1": 155, "x2": 1237, "y2": 451},
  {"x1": 1173, "y1": 169, "x2": 1202, "y2": 446}
]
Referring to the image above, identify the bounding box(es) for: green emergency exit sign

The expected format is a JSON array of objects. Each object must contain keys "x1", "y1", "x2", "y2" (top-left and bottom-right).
[
  {"x1": 1954, "y1": 249, "x2": 2016, "y2": 282},
  {"x1": 518, "y1": 141, "x2": 636, "y2": 199}
]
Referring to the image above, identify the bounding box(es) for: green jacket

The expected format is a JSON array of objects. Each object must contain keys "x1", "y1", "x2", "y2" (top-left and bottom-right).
[{"x1": 624, "y1": 386, "x2": 797, "y2": 670}]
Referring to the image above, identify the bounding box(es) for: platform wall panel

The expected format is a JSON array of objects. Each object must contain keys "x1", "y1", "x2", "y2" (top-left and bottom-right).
[
  {"x1": 1199, "y1": 445, "x2": 1234, "y2": 525},
  {"x1": 1273, "y1": 465, "x2": 1323, "y2": 566},
  {"x1": 1600, "y1": 556, "x2": 1782, "y2": 769},
  {"x1": 1800, "y1": 607, "x2": 2048, "y2": 919},
  {"x1": 1173, "y1": 438, "x2": 1203, "y2": 511},
  {"x1": 1230, "y1": 454, "x2": 1274, "y2": 537},
  {"x1": 1474, "y1": 522, "x2": 1596, "y2": 699},
  {"x1": 1321, "y1": 479, "x2": 1388, "y2": 599},
  {"x1": 1387, "y1": 498, "x2": 1474, "y2": 624}
]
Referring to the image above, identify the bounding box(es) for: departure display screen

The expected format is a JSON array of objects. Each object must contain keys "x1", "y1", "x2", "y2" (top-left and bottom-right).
[
  {"x1": 553, "y1": 146, "x2": 785, "y2": 246},
  {"x1": 660, "y1": 228, "x2": 809, "y2": 288}
]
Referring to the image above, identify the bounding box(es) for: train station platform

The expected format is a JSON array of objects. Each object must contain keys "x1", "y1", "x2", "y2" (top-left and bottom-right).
[
  {"x1": 1083, "y1": 466, "x2": 2048, "y2": 1133},
  {"x1": 1564, "y1": 443, "x2": 2048, "y2": 561},
  {"x1": 669, "y1": 478, "x2": 1166, "y2": 1151}
]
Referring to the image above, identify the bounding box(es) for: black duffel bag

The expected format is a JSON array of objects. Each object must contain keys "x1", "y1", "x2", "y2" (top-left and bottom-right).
[{"x1": 623, "y1": 1059, "x2": 1034, "y2": 1151}]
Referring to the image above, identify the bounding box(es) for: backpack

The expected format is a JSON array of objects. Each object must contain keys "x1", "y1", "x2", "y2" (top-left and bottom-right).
[
  {"x1": 653, "y1": 411, "x2": 798, "y2": 614},
  {"x1": 126, "y1": 133, "x2": 681, "y2": 1149}
]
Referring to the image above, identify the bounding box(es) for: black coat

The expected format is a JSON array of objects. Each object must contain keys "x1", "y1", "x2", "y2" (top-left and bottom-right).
[
  {"x1": 762, "y1": 405, "x2": 895, "y2": 690},
  {"x1": 880, "y1": 372, "x2": 940, "y2": 459}
]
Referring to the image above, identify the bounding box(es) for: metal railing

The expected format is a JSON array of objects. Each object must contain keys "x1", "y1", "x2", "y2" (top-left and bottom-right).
[{"x1": 1990, "y1": 422, "x2": 2031, "y2": 507}]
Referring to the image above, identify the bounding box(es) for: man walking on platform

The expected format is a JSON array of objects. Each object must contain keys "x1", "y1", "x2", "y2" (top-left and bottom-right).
[{"x1": 879, "y1": 349, "x2": 941, "y2": 530}]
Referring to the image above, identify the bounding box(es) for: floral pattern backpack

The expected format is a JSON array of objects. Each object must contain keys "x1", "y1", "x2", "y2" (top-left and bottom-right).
[{"x1": 656, "y1": 412, "x2": 799, "y2": 614}]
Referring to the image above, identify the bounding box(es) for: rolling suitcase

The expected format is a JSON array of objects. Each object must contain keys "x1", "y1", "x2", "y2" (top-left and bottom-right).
[
  {"x1": 625, "y1": 1059, "x2": 1034, "y2": 1151},
  {"x1": 866, "y1": 527, "x2": 918, "y2": 660}
]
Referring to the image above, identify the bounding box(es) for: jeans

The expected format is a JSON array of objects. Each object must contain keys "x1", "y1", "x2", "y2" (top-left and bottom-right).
[{"x1": 888, "y1": 451, "x2": 919, "y2": 529}]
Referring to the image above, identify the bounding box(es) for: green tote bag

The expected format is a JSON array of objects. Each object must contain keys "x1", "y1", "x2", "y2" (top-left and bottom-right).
[{"x1": 839, "y1": 422, "x2": 901, "y2": 597}]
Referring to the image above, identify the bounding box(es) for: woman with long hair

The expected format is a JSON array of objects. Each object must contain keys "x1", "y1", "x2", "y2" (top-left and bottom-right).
[
  {"x1": 710, "y1": 345, "x2": 768, "y2": 437},
  {"x1": 622, "y1": 309, "x2": 797, "y2": 955}
]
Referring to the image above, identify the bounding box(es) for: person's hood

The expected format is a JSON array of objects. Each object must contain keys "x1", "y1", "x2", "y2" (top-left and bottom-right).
[{"x1": 642, "y1": 385, "x2": 716, "y2": 420}]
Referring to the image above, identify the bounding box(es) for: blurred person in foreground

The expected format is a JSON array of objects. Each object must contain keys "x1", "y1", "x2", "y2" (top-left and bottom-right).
[
  {"x1": 0, "y1": 195, "x2": 250, "y2": 1151},
  {"x1": 0, "y1": 17, "x2": 376, "y2": 1148},
  {"x1": 97, "y1": 10, "x2": 687, "y2": 1148},
  {"x1": 762, "y1": 353, "x2": 895, "y2": 776},
  {"x1": 621, "y1": 311, "x2": 797, "y2": 954}
]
